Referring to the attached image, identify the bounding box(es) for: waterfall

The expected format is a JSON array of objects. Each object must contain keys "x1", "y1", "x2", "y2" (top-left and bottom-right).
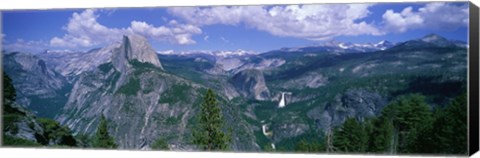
[
  {"x1": 278, "y1": 92, "x2": 286, "y2": 108},
  {"x1": 262, "y1": 124, "x2": 268, "y2": 135}
]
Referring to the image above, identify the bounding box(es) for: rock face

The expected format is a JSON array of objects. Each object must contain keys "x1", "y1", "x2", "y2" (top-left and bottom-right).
[
  {"x1": 3, "y1": 52, "x2": 70, "y2": 118},
  {"x1": 307, "y1": 89, "x2": 387, "y2": 132},
  {"x1": 119, "y1": 34, "x2": 163, "y2": 70},
  {"x1": 56, "y1": 34, "x2": 258, "y2": 150},
  {"x1": 271, "y1": 123, "x2": 308, "y2": 143},
  {"x1": 56, "y1": 34, "x2": 192, "y2": 149},
  {"x1": 37, "y1": 45, "x2": 117, "y2": 82},
  {"x1": 281, "y1": 72, "x2": 328, "y2": 89},
  {"x1": 230, "y1": 69, "x2": 271, "y2": 101},
  {"x1": 37, "y1": 34, "x2": 163, "y2": 82},
  {"x1": 57, "y1": 63, "x2": 202, "y2": 149}
]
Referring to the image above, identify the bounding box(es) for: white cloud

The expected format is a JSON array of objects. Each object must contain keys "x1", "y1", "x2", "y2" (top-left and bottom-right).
[
  {"x1": 6, "y1": 3, "x2": 469, "y2": 53},
  {"x1": 3, "y1": 38, "x2": 49, "y2": 53},
  {"x1": 50, "y1": 9, "x2": 202, "y2": 49},
  {"x1": 49, "y1": 9, "x2": 124, "y2": 48},
  {"x1": 382, "y1": 2, "x2": 468, "y2": 33},
  {"x1": 128, "y1": 20, "x2": 201, "y2": 45},
  {"x1": 168, "y1": 4, "x2": 384, "y2": 41}
]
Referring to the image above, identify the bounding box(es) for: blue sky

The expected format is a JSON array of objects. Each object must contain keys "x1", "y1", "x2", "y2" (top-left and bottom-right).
[{"x1": 2, "y1": 2, "x2": 469, "y2": 53}]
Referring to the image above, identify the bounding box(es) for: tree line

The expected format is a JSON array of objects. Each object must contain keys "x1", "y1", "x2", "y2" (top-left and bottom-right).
[{"x1": 295, "y1": 93, "x2": 467, "y2": 155}]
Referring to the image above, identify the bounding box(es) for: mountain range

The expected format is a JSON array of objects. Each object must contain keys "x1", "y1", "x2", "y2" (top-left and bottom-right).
[{"x1": 3, "y1": 33, "x2": 468, "y2": 151}]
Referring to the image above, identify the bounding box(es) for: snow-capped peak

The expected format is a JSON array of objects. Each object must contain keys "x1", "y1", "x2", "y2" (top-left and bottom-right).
[
  {"x1": 157, "y1": 50, "x2": 175, "y2": 55},
  {"x1": 213, "y1": 49, "x2": 256, "y2": 57},
  {"x1": 43, "y1": 49, "x2": 78, "y2": 54},
  {"x1": 374, "y1": 40, "x2": 394, "y2": 50},
  {"x1": 377, "y1": 40, "x2": 387, "y2": 45},
  {"x1": 157, "y1": 49, "x2": 256, "y2": 57},
  {"x1": 303, "y1": 40, "x2": 395, "y2": 52},
  {"x1": 338, "y1": 43, "x2": 349, "y2": 49}
]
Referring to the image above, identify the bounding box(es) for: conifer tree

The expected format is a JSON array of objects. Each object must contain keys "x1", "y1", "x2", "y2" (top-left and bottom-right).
[
  {"x1": 381, "y1": 94, "x2": 433, "y2": 153},
  {"x1": 430, "y1": 93, "x2": 467, "y2": 154},
  {"x1": 92, "y1": 115, "x2": 118, "y2": 149},
  {"x1": 193, "y1": 89, "x2": 231, "y2": 151},
  {"x1": 333, "y1": 117, "x2": 368, "y2": 152},
  {"x1": 295, "y1": 138, "x2": 324, "y2": 152},
  {"x1": 368, "y1": 116, "x2": 394, "y2": 153}
]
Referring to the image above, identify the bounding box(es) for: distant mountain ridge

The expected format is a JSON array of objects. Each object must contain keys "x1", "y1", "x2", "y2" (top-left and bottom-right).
[
  {"x1": 277, "y1": 40, "x2": 395, "y2": 53},
  {"x1": 387, "y1": 34, "x2": 467, "y2": 51},
  {"x1": 37, "y1": 44, "x2": 117, "y2": 82},
  {"x1": 157, "y1": 49, "x2": 257, "y2": 58},
  {"x1": 34, "y1": 33, "x2": 465, "y2": 78}
]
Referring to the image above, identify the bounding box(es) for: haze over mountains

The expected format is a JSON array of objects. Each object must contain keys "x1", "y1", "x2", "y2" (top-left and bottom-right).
[{"x1": 3, "y1": 33, "x2": 467, "y2": 150}]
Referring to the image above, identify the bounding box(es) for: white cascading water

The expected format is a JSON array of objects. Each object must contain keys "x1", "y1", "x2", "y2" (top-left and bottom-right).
[{"x1": 278, "y1": 92, "x2": 286, "y2": 108}]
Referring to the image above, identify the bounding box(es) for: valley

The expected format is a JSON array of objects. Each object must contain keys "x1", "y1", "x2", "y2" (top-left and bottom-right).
[{"x1": 3, "y1": 33, "x2": 468, "y2": 154}]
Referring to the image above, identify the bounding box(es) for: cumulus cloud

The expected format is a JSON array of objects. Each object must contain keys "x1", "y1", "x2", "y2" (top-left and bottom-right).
[
  {"x1": 50, "y1": 9, "x2": 202, "y2": 49},
  {"x1": 382, "y1": 2, "x2": 468, "y2": 32},
  {"x1": 168, "y1": 4, "x2": 384, "y2": 41},
  {"x1": 128, "y1": 20, "x2": 202, "y2": 45},
  {"x1": 50, "y1": 9, "x2": 123, "y2": 48}
]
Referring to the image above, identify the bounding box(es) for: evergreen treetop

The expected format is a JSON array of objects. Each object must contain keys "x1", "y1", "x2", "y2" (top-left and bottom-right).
[
  {"x1": 92, "y1": 115, "x2": 118, "y2": 149},
  {"x1": 193, "y1": 89, "x2": 231, "y2": 151}
]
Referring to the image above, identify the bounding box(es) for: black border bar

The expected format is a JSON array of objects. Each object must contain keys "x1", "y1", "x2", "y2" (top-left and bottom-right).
[{"x1": 469, "y1": 1, "x2": 479, "y2": 156}]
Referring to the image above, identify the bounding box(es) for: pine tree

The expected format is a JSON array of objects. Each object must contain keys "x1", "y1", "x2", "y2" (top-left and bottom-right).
[
  {"x1": 193, "y1": 89, "x2": 231, "y2": 151},
  {"x1": 295, "y1": 139, "x2": 311, "y2": 152},
  {"x1": 430, "y1": 93, "x2": 467, "y2": 154},
  {"x1": 92, "y1": 115, "x2": 118, "y2": 149},
  {"x1": 381, "y1": 94, "x2": 433, "y2": 153},
  {"x1": 333, "y1": 117, "x2": 368, "y2": 153},
  {"x1": 295, "y1": 138, "x2": 324, "y2": 152},
  {"x1": 368, "y1": 116, "x2": 394, "y2": 153}
]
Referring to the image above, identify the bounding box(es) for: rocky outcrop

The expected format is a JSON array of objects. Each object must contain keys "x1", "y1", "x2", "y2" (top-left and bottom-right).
[
  {"x1": 307, "y1": 89, "x2": 387, "y2": 133},
  {"x1": 3, "y1": 100, "x2": 47, "y2": 143},
  {"x1": 230, "y1": 69, "x2": 271, "y2": 101},
  {"x1": 116, "y1": 34, "x2": 163, "y2": 70}
]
